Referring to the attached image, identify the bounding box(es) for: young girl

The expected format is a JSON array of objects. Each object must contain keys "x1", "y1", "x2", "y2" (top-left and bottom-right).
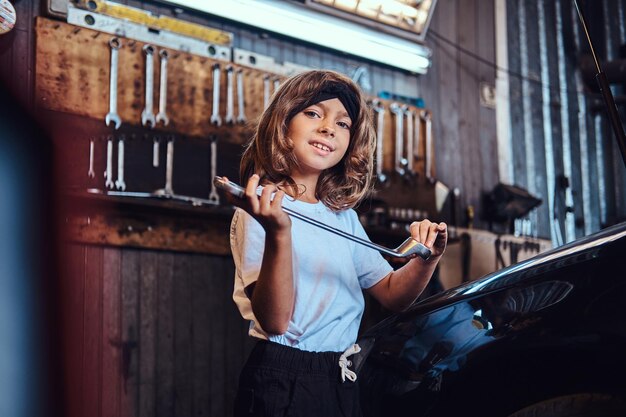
[{"x1": 228, "y1": 70, "x2": 447, "y2": 417}]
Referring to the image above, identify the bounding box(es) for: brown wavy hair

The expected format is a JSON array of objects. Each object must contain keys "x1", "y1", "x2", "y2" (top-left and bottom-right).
[{"x1": 239, "y1": 70, "x2": 376, "y2": 211}]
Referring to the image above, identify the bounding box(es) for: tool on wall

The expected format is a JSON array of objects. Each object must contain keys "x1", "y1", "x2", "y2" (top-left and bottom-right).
[
  {"x1": 88, "y1": 137, "x2": 96, "y2": 179},
  {"x1": 403, "y1": 105, "x2": 415, "y2": 178},
  {"x1": 156, "y1": 49, "x2": 170, "y2": 126},
  {"x1": 225, "y1": 65, "x2": 235, "y2": 125},
  {"x1": 104, "y1": 135, "x2": 114, "y2": 189},
  {"x1": 236, "y1": 69, "x2": 247, "y2": 124},
  {"x1": 115, "y1": 135, "x2": 126, "y2": 191},
  {"x1": 263, "y1": 74, "x2": 271, "y2": 109},
  {"x1": 152, "y1": 135, "x2": 160, "y2": 167},
  {"x1": 154, "y1": 135, "x2": 175, "y2": 196},
  {"x1": 421, "y1": 110, "x2": 433, "y2": 181},
  {"x1": 68, "y1": 3, "x2": 232, "y2": 60},
  {"x1": 210, "y1": 63, "x2": 222, "y2": 126},
  {"x1": 414, "y1": 110, "x2": 423, "y2": 165},
  {"x1": 390, "y1": 103, "x2": 405, "y2": 177},
  {"x1": 208, "y1": 135, "x2": 220, "y2": 205},
  {"x1": 105, "y1": 37, "x2": 122, "y2": 129},
  {"x1": 141, "y1": 44, "x2": 156, "y2": 128},
  {"x1": 371, "y1": 99, "x2": 387, "y2": 184}
]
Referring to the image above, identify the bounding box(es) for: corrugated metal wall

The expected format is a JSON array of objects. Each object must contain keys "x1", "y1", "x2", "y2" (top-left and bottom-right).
[{"x1": 505, "y1": 0, "x2": 626, "y2": 243}]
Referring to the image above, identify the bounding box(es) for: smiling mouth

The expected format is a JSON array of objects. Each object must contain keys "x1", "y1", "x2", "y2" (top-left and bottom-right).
[{"x1": 311, "y1": 142, "x2": 332, "y2": 152}]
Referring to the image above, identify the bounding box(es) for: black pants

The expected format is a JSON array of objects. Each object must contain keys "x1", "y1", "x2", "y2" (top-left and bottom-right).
[{"x1": 234, "y1": 340, "x2": 362, "y2": 417}]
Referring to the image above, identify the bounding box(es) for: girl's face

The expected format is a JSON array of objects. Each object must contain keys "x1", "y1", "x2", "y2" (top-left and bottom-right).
[{"x1": 286, "y1": 98, "x2": 352, "y2": 180}]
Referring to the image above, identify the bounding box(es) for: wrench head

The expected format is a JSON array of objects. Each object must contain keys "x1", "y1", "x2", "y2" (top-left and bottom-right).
[
  {"x1": 236, "y1": 115, "x2": 247, "y2": 124},
  {"x1": 105, "y1": 113, "x2": 122, "y2": 129},
  {"x1": 156, "y1": 112, "x2": 170, "y2": 126},
  {"x1": 142, "y1": 111, "x2": 156, "y2": 128},
  {"x1": 210, "y1": 115, "x2": 222, "y2": 127},
  {"x1": 115, "y1": 180, "x2": 126, "y2": 191}
]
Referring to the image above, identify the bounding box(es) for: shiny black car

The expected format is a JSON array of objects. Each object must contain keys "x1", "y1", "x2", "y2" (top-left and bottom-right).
[{"x1": 356, "y1": 222, "x2": 626, "y2": 417}]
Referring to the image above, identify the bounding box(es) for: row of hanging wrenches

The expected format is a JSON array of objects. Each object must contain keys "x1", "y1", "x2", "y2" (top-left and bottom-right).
[
  {"x1": 370, "y1": 100, "x2": 434, "y2": 184},
  {"x1": 86, "y1": 134, "x2": 223, "y2": 207},
  {"x1": 211, "y1": 64, "x2": 248, "y2": 126},
  {"x1": 105, "y1": 35, "x2": 249, "y2": 130},
  {"x1": 104, "y1": 37, "x2": 171, "y2": 130}
]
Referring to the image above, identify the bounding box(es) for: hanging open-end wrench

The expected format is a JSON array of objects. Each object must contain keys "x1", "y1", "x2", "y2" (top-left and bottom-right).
[
  {"x1": 371, "y1": 100, "x2": 387, "y2": 184},
  {"x1": 156, "y1": 49, "x2": 170, "y2": 126},
  {"x1": 104, "y1": 135, "x2": 114, "y2": 189},
  {"x1": 154, "y1": 136, "x2": 175, "y2": 196},
  {"x1": 210, "y1": 63, "x2": 222, "y2": 126},
  {"x1": 88, "y1": 138, "x2": 95, "y2": 178},
  {"x1": 141, "y1": 44, "x2": 156, "y2": 128},
  {"x1": 153, "y1": 136, "x2": 160, "y2": 168},
  {"x1": 224, "y1": 65, "x2": 235, "y2": 124},
  {"x1": 273, "y1": 78, "x2": 280, "y2": 94},
  {"x1": 208, "y1": 135, "x2": 220, "y2": 204},
  {"x1": 390, "y1": 103, "x2": 406, "y2": 176},
  {"x1": 236, "y1": 69, "x2": 247, "y2": 124},
  {"x1": 414, "y1": 110, "x2": 423, "y2": 163},
  {"x1": 403, "y1": 106, "x2": 415, "y2": 178},
  {"x1": 105, "y1": 38, "x2": 121, "y2": 129},
  {"x1": 263, "y1": 74, "x2": 271, "y2": 109},
  {"x1": 421, "y1": 111, "x2": 433, "y2": 181},
  {"x1": 115, "y1": 135, "x2": 126, "y2": 191}
]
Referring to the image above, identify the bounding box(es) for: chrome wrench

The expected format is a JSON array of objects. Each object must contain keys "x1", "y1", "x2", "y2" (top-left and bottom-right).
[
  {"x1": 104, "y1": 135, "x2": 114, "y2": 189},
  {"x1": 263, "y1": 74, "x2": 270, "y2": 109},
  {"x1": 414, "y1": 111, "x2": 423, "y2": 162},
  {"x1": 210, "y1": 63, "x2": 222, "y2": 126},
  {"x1": 403, "y1": 106, "x2": 415, "y2": 177},
  {"x1": 213, "y1": 177, "x2": 431, "y2": 260},
  {"x1": 141, "y1": 44, "x2": 156, "y2": 128},
  {"x1": 224, "y1": 65, "x2": 234, "y2": 124},
  {"x1": 115, "y1": 135, "x2": 126, "y2": 191},
  {"x1": 236, "y1": 69, "x2": 247, "y2": 124},
  {"x1": 371, "y1": 100, "x2": 387, "y2": 184},
  {"x1": 153, "y1": 136, "x2": 160, "y2": 168},
  {"x1": 208, "y1": 136, "x2": 220, "y2": 204},
  {"x1": 155, "y1": 49, "x2": 170, "y2": 126},
  {"x1": 390, "y1": 103, "x2": 406, "y2": 176},
  {"x1": 88, "y1": 138, "x2": 95, "y2": 178},
  {"x1": 422, "y1": 111, "x2": 433, "y2": 181},
  {"x1": 105, "y1": 38, "x2": 121, "y2": 129},
  {"x1": 154, "y1": 136, "x2": 175, "y2": 196}
]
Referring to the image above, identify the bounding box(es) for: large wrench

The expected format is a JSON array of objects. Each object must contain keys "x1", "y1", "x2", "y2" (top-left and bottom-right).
[
  {"x1": 224, "y1": 65, "x2": 234, "y2": 124},
  {"x1": 403, "y1": 106, "x2": 415, "y2": 177},
  {"x1": 236, "y1": 69, "x2": 247, "y2": 124},
  {"x1": 115, "y1": 135, "x2": 126, "y2": 191},
  {"x1": 105, "y1": 38, "x2": 121, "y2": 129},
  {"x1": 389, "y1": 103, "x2": 406, "y2": 176},
  {"x1": 421, "y1": 111, "x2": 433, "y2": 181},
  {"x1": 371, "y1": 100, "x2": 387, "y2": 184},
  {"x1": 210, "y1": 63, "x2": 222, "y2": 126},
  {"x1": 104, "y1": 135, "x2": 114, "y2": 189},
  {"x1": 141, "y1": 44, "x2": 156, "y2": 128},
  {"x1": 208, "y1": 136, "x2": 220, "y2": 204},
  {"x1": 156, "y1": 49, "x2": 170, "y2": 126}
]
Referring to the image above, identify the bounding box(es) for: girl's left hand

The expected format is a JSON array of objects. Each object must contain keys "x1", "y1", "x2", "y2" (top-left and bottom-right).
[{"x1": 409, "y1": 220, "x2": 448, "y2": 259}]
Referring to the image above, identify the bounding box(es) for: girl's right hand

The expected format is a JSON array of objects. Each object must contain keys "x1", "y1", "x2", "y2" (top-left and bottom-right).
[{"x1": 238, "y1": 174, "x2": 291, "y2": 233}]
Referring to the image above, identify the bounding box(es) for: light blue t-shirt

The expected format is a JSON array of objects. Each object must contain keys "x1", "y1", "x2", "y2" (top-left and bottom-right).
[{"x1": 230, "y1": 197, "x2": 393, "y2": 352}]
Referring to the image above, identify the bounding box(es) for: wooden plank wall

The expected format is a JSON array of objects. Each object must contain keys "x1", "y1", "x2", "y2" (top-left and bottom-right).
[
  {"x1": 1, "y1": 1, "x2": 500, "y2": 417},
  {"x1": 61, "y1": 244, "x2": 255, "y2": 417}
]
